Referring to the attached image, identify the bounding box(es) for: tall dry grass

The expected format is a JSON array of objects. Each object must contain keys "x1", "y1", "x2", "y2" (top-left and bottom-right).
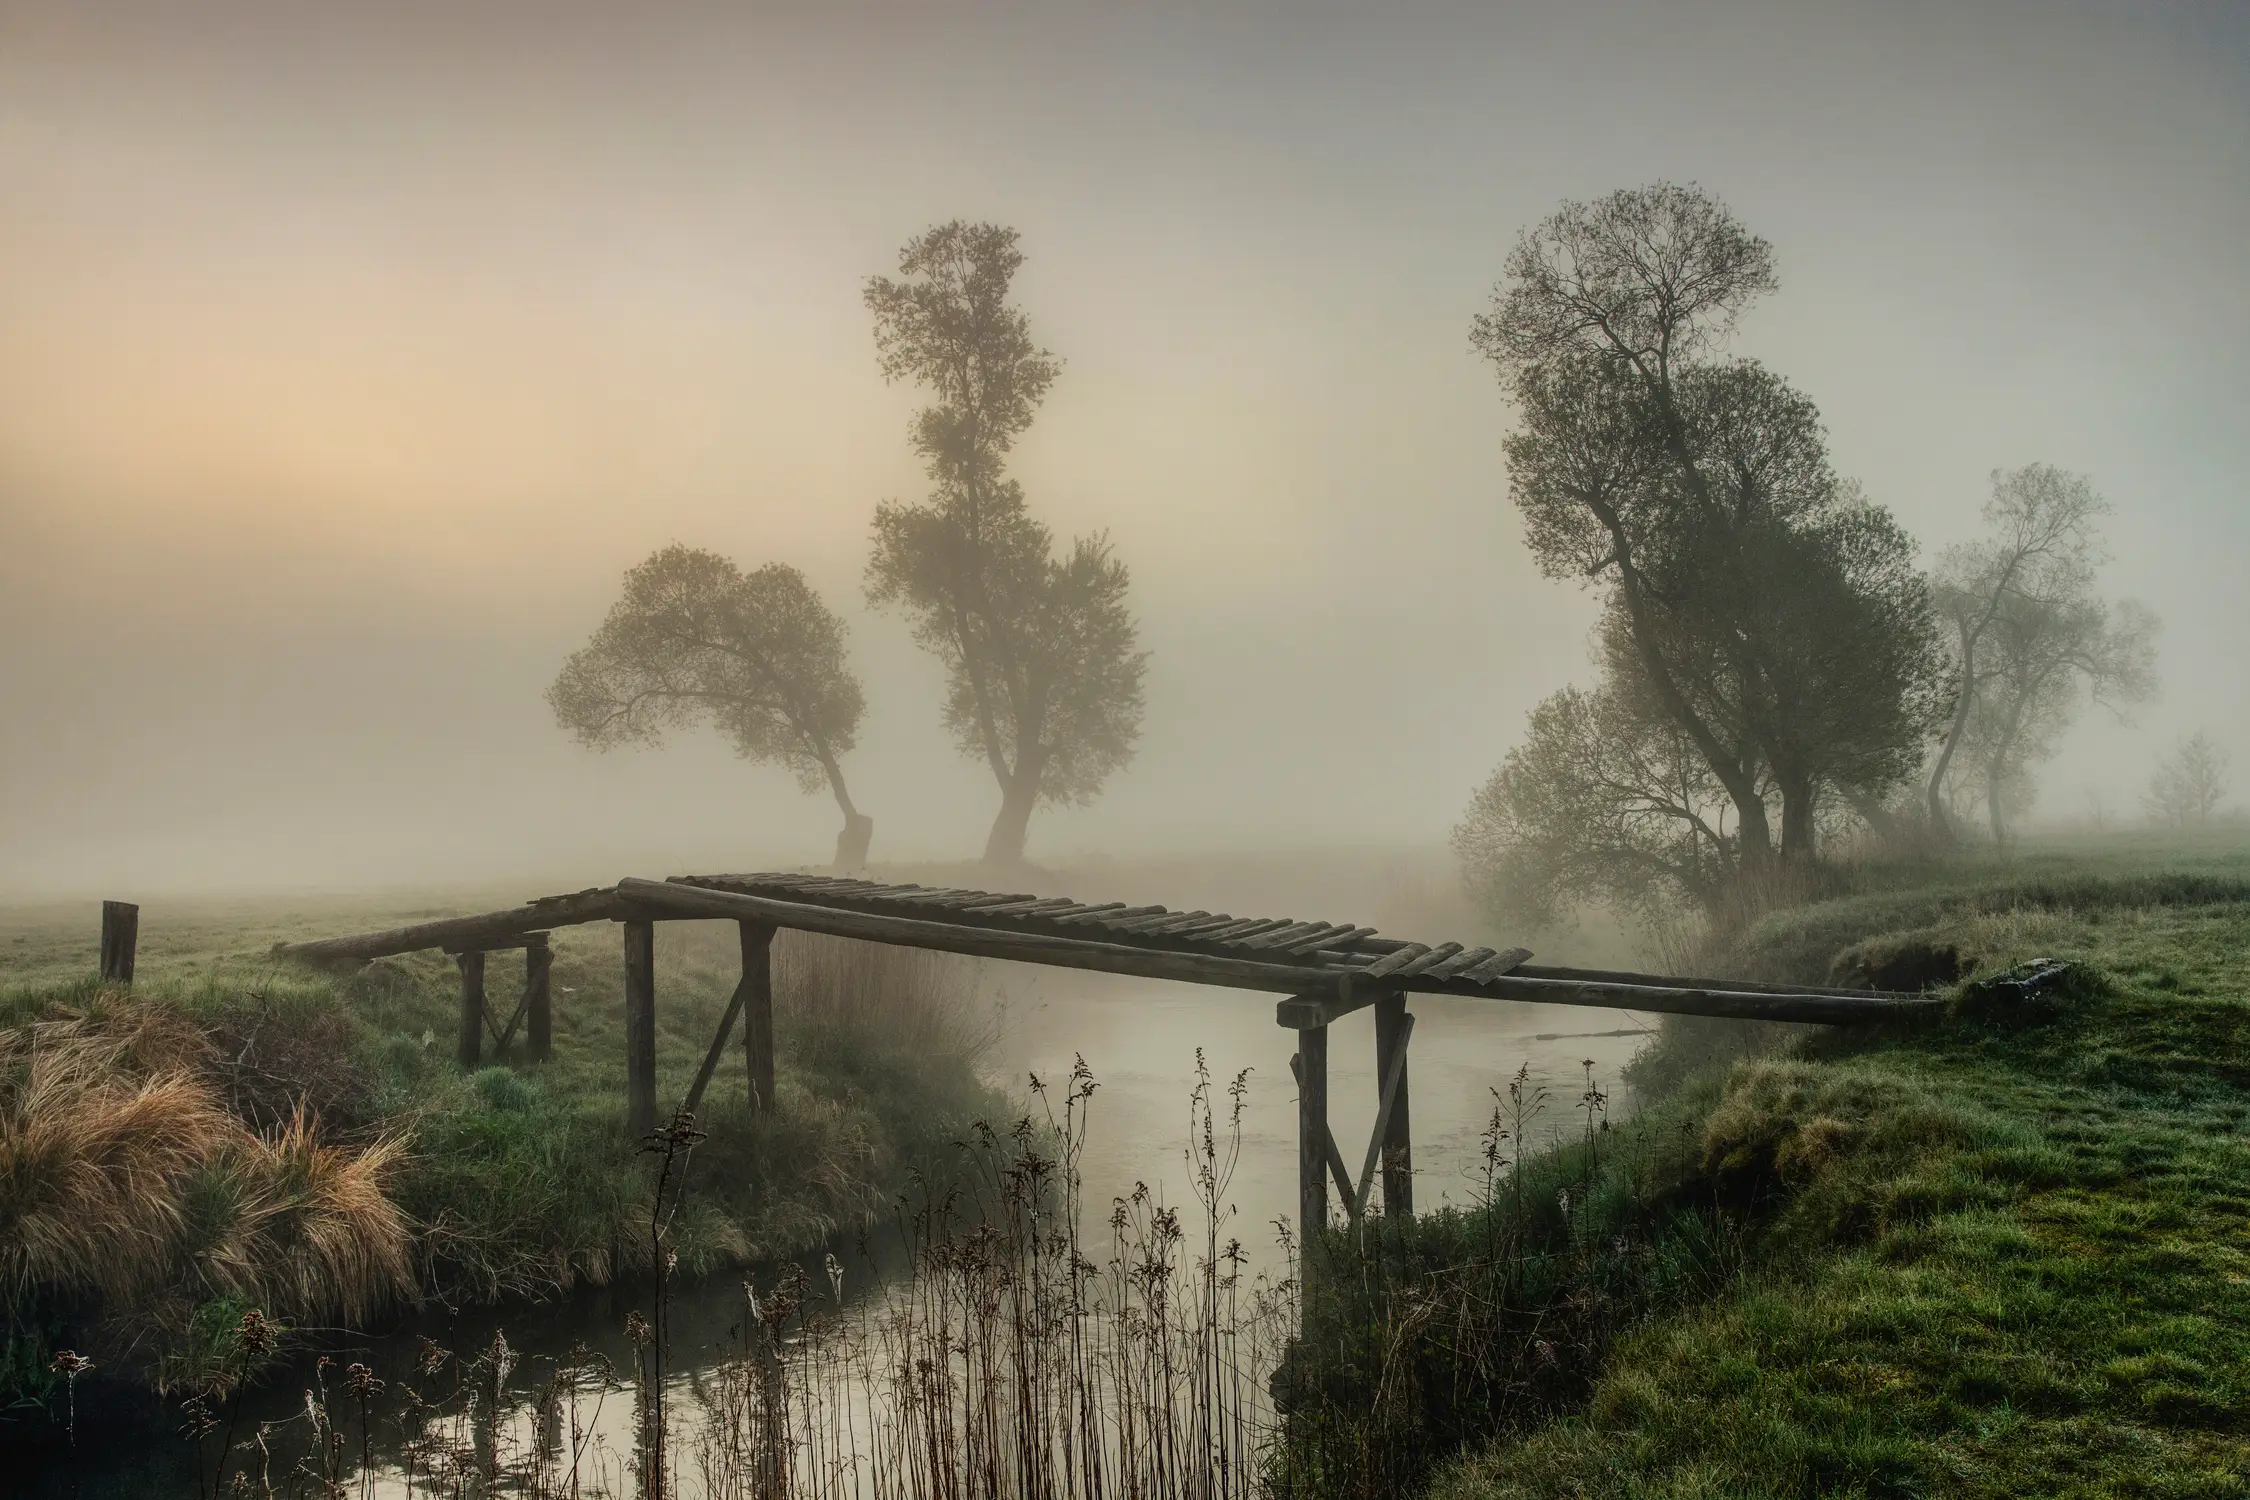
[
  {"x1": 771, "y1": 932, "x2": 996, "y2": 1072},
  {"x1": 0, "y1": 1012, "x2": 232, "y2": 1310},
  {"x1": 0, "y1": 1005, "x2": 414, "y2": 1373}
]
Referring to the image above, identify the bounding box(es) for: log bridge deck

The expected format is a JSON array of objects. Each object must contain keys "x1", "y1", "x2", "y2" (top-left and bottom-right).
[{"x1": 272, "y1": 871, "x2": 1934, "y2": 1249}]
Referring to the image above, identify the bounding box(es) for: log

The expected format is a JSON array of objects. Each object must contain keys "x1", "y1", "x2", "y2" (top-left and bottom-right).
[
  {"x1": 1426, "y1": 946, "x2": 1497, "y2": 980},
  {"x1": 100, "y1": 901, "x2": 139, "y2": 985},
  {"x1": 623, "y1": 919, "x2": 657, "y2": 1138},
  {"x1": 1285, "y1": 925, "x2": 1378, "y2": 955},
  {"x1": 625, "y1": 878, "x2": 1934, "y2": 1024},
  {"x1": 1358, "y1": 942, "x2": 1430, "y2": 980},
  {"x1": 274, "y1": 889, "x2": 624, "y2": 966},
  {"x1": 1507, "y1": 962, "x2": 1907, "y2": 1002},
  {"x1": 1461, "y1": 947, "x2": 1535, "y2": 983},
  {"x1": 1240, "y1": 921, "x2": 1338, "y2": 951}
]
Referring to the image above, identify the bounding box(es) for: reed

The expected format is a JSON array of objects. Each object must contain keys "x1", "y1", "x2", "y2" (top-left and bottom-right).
[{"x1": 147, "y1": 1056, "x2": 1295, "y2": 1499}]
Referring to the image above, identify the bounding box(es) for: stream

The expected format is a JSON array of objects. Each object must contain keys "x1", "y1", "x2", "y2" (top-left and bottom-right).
[{"x1": 20, "y1": 969, "x2": 1651, "y2": 1497}]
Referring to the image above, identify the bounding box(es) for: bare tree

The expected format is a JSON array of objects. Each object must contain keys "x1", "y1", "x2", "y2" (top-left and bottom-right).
[
  {"x1": 550, "y1": 545, "x2": 875, "y2": 867},
  {"x1": 864, "y1": 222, "x2": 1147, "y2": 865},
  {"x1": 1926, "y1": 466, "x2": 2109, "y2": 837},
  {"x1": 2144, "y1": 732, "x2": 2230, "y2": 827},
  {"x1": 1953, "y1": 592, "x2": 2157, "y2": 843}
]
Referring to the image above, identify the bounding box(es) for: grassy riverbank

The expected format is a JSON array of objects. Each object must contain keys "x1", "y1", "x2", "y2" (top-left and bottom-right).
[
  {"x1": 0, "y1": 894, "x2": 1001, "y2": 1419},
  {"x1": 1286, "y1": 833, "x2": 2250, "y2": 1498}
]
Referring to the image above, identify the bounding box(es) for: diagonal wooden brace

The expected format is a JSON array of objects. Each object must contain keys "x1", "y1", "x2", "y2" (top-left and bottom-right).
[
  {"x1": 1353, "y1": 1010, "x2": 1415, "y2": 1219},
  {"x1": 489, "y1": 970, "x2": 539, "y2": 1055},
  {"x1": 681, "y1": 972, "x2": 753, "y2": 1122}
]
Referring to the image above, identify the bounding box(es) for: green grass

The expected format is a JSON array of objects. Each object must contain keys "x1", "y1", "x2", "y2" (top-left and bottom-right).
[
  {"x1": 1405, "y1": 836, "x2": 2250, "y2": 1499},
  {"x1": 0, "y1": 895, "x2": 1001, "y2": 1402}
]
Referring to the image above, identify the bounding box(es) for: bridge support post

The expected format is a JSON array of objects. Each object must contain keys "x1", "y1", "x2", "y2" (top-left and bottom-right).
[
  {"x1": 623, "y1": 919, "x2": 657, "y2": 1137},
  {"x1": 1294, "y1": 1020, "x2": 1328, "y2": 1294},
  {"x1": 456, "y1": 950, "x2": 486, "y2": 1070},
  {"x1": 741, "y1": 922, "x2": 776, "y2": 1112},
  {"x1": 525, "y1": 935, "x2": 553, "y2": 1061},
  {"x1": 1374, "y1": 993, "x2": 1413, "y2": 1217}
]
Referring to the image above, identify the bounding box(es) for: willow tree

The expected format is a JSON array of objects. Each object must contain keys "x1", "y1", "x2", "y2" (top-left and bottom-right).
[
  {"x1": 864, "y1": 221, "x2": 1147, "y2": 865},
  {"x1": 1474, "y1": 184, "x2": 1942, "y2": 864},
  {"x1": 549, "y1": 545, "x2": 875, "y2": 867}
]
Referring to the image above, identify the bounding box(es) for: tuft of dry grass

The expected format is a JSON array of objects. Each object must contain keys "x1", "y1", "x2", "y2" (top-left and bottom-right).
[
  {"x1": 0, "y1": 1015, "x2": 235, "y2": 1309},
  {"x1": 187, "y1": 1105, "x2": 414, "y2": 1325},
  {"x1": 1, "y1": 1008, "x2": 416, "y2": 1372}
]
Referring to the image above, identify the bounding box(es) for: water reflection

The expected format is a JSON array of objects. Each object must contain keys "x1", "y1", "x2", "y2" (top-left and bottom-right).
[{"x1": 24, "y1": 975, "x2": 1647, "y2": 1497}]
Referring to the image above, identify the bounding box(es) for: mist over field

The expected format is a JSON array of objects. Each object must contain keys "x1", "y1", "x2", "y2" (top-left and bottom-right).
[{"x1": 3, "y1": 0, "x2": 2246, "y2": 897}]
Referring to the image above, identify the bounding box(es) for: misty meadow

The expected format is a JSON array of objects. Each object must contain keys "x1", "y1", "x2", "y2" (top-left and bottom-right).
[{"x1": 5, "y1": 5, "x2": 2248, "y2": 1499}]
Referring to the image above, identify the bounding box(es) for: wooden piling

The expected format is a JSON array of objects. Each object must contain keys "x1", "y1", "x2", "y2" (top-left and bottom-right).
[
  {"x1": 1296, "y1": 1020, "x2": 1329, "y2": 1273},
  {"x1": 623, "y1": 919, "x2": 658, "y2": 1137},
  {"x1": 1374, "y1": 993, "x2": 1413, "y2": 1217},
  {"x1": 456, "y1": 951, "x2": 486, "y2": 1070},
  {"x1": 99, "y1": 900, "x2": 139, "y2": 985},
  {"x1": 741, "y1": 922, "x2": 776, "y2": 1112},
  {"x1": 525, "y1": 935, "x2": 553, "y2": 1061}
]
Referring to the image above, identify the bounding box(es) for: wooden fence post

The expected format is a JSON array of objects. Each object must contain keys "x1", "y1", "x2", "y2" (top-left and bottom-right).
[
  {"x1": 525, "y1": 935, "x2": 553, "y2": 1061},
  {"x1": 1374, "y1": 993, "x2": 1414, "y2": 1217},
  {"x1": 741, "y1": 922, "x2": 776, "y2": 1112},
  {"x1": 623, "y1": 919, "x2": 658, "y2": 1138},
  {"x1": 456, "y1": 951, "x2": 486, "y2": 1070},
  {"x1": 100, "y1": 901, "x2": 139, "y2": 985}
]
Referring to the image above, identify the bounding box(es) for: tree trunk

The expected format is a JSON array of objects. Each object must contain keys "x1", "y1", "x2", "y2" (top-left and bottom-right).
[
  {"x1": 822, "y1": 755, "x2": 873, "y2": 870},
  {"x1": 1926, "y1": 621, "x2": 1980, "y2": 843},
  {"x1": 1734, "y1": 789, "x2": 1775, "y2": 861},
  {"x1": 1986, "y1": 760, "x2": 2010, "y2": 847},
  {"x1": 833, "y1": 814, "x2": 874, "y2": 871},
  {"x1": 1608, "y1": 557, "x2": 1772, "y2": 859},
  {"x1": 982, "y1": 743, "x2": 1049, "y2": 867},
  {"x1": 1779, "y1": 778, "x2": 1819, "y2": 861}
]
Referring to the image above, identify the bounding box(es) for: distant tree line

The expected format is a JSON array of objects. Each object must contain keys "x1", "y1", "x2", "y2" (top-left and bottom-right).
[
  {"x1": 545, "y1": 186, "x2": 2189, "y2": 890},
  {"x1": 550, "y1": 222, "x2": 1145, "y2": 869}
]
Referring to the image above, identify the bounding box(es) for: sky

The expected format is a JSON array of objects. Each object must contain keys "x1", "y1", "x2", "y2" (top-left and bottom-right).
[{"x1": 1, "y1": 0, "x2": 2245, "y2": 895}]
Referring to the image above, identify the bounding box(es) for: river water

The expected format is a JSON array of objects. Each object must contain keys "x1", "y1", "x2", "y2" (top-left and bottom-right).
[{"x1": 24, "y1": 964, "x2": 1650, "y2": 1498}]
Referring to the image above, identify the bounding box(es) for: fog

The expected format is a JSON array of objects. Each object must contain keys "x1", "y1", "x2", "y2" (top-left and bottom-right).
[{"x1": 3, "y1": 0, "x2": 2245, "y2": 898}]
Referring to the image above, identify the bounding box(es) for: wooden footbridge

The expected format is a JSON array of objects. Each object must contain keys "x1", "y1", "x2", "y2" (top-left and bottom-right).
[{"x1": 267, "y1": 872, "x2": 1934, "y2": 1247}]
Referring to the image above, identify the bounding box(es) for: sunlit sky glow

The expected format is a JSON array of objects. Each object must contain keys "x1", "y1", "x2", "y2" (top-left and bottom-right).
[{"x1": 3, "y1": 0, "x2": 2245, "y2": 893}]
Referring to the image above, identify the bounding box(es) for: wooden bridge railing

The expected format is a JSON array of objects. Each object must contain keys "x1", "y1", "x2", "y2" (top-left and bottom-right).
[{"x1": 258, "y1": 871, "x2": 1938, "y2": 1272}]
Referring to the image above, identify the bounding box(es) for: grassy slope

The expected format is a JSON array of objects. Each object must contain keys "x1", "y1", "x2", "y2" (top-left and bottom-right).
[
  {"x1": 0, "y1": 895, "x2": 1001, "y2": 1401},
  {"x1": 1431, "y1": 845, "x2": 2250, "y2": 1498}
]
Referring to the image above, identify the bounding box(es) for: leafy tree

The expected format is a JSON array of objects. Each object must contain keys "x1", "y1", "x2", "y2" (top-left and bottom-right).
[
  {"x1": 2144, "y1": 732, "x2": 2230, "y2": 827},
  {"x1": 549, "y1": 545, "x2": 875, "y2": 867},
  {"x1": 864, "y1": 221, "x2": 1147, "y2": 865},
  {"x1": 1453, "y1": 678, "x2": 1740, "y2": 931},
  {"x1": 1926, "y1": 466, "x2": 2136, "y2": 839},
  {"x1": 1475, "y1": 186, "x2": 1942, "y2": 861}
]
